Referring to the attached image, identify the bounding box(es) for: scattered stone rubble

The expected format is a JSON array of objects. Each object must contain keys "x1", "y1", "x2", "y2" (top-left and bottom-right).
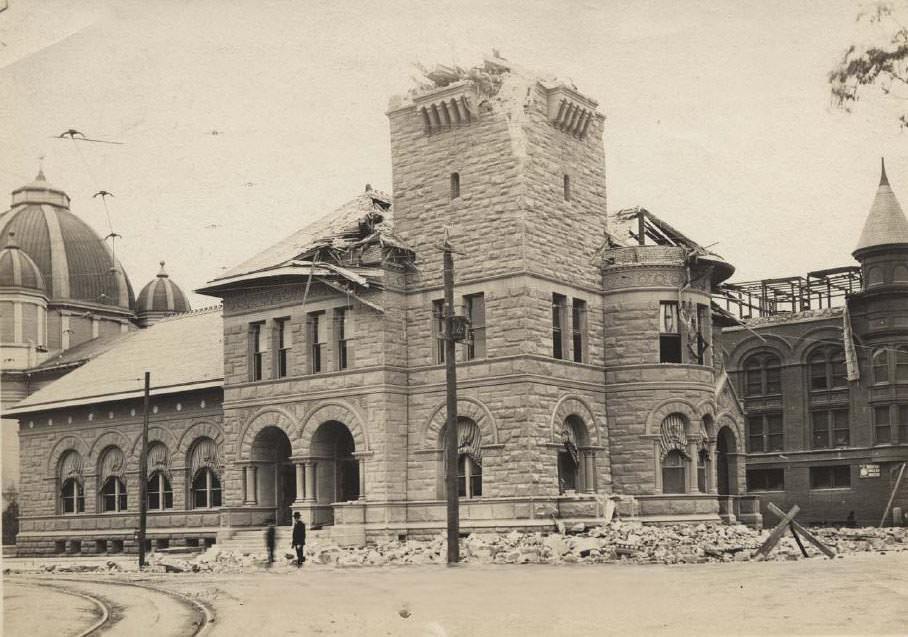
[{"x1": 13, "y1": 523, "x2": 907, "y2": 575}]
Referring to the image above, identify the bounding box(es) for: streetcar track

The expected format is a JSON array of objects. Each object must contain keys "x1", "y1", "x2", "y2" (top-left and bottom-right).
[
  {"x1": 11, "y1": 579, "x2": 111, "y2": 637},
  {"x1": 12, "y1": 575, "x2": 214, "y2": 636}
]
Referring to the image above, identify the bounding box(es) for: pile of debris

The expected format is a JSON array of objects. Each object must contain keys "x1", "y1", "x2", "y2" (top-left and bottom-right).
[{"x1": 142, "y1": 523, "x2": 908, "y2": 572}]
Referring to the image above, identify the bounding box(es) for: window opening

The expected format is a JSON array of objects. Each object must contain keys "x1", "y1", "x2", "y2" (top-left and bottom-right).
[
  {"x1": 464, "y1": 293, "x2": 485, "y2": 360},
  {"x1": 659, "y1": 302, "x2": 682, "y2": 363},
  {"x1": 572, "y1": 299, "x2": 586, "y2": 363},
  {"x1": 552, "y1": 294, "x2": 567, "y2": 359},
  {"x1": 433, "y1": 299, "x2": 446, "y2": 364},
  {"x1": 450, "y1": 172, "x2": 461, "y2": 199}
]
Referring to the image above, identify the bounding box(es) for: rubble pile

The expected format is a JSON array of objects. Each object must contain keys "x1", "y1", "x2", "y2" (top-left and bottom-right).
[
  {"x1": 15, "y1": 524, "x2": 907, "y2": 575},
  {"x1": 157, "y1": 523, "x2": 908, "y2": 572}
]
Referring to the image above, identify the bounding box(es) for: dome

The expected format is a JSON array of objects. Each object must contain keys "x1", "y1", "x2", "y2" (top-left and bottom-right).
[
  {"x1": 137, "y1": 261, "x2": 190, "y2": 315},
  {"x1": 0, "y1": 171, "x2": 135, "y2": 310},
  {"x1": 854, "y1": 159, "x2": 908, "y2": 255},
  {"x1": 0, "y1": 232, "x2": 46, "y2": 292}
]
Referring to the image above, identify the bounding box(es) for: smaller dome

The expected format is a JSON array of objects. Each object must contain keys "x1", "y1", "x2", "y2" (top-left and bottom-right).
[
  {"x1": 137, "y1": 261, "x2": 190, "y2": 315},
  {"x1": 0, "y1": 232, "x2": 46, "y2": 292}
]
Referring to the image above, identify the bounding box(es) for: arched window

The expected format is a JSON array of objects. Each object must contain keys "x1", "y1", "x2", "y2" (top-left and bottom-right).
[
  {"x1": 192, "y1": 468, "x2": 222, "y2": 508},
  {"x1": 98, "y1": 446, "x2": 127, "y2": 513},
  {"x1": 58, "y1": 450, "x2": 85, "y2": 514},
  {"x1": 743, "y1": 353, "x2": 781, "y2": 396},
  {"x1": 894, "y1": 265, "x2": 908, "y2": 282},
  {"x1": 809, "y1": 347, "x2": 847, "y2": 390},
  {"x1": 662, "y1": 450, "x2": 687, "y2": 494},
  {"x1": 101, "y1": 477, "x2": 127, "y2": 512},
  {"x1": 147, "y1": 472, "x2": 173, "y2": 511},
  {"x1": 873, "y1": 349, "x2": 890, "y2": 384},
  {"x1": 868, "y1": 266, "x2": 884, "y2": 286},
  {"x1": 189, "y1": 436, "x2": 222, "y2": 509},
  {"x1": 439, "y1": 417, "x2": 483, "y2": 499},
  {"x1": 457, "y1": 454, "x2": 482, "y2": 498},
  {"x1": 61, "y1": 478, "x2": 84, "y2": 514},
  {"x1": 450, "y1": 172, "x2": 461, "y2": 199},
  {"x1": 557, "y1": 415, "x2": 595, "y2": 494}
]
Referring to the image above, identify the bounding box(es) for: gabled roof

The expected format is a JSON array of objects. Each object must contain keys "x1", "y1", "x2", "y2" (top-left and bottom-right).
[
  {"x1": 7, "y1": 307, "x2": 223, "y2": 415},
  {"x1": 854, "y1": 159, "x2": 908, "y2": 254},
  {"x1": 208, "y1": 188, "x2": 404, "y2": 284}
]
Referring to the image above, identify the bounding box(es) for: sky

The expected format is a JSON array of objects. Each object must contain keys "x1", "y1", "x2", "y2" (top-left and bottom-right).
[{"x1": 1, "y1": 0, "x2": 906, "y2": 307}]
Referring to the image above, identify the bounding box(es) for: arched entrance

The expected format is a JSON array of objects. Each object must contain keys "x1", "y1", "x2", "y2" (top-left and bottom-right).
[
  {"x1": 251, "y1": 426, "x2": 295, "y2": 525},
  {"x1": 716, "y1": 426, "x2": 738, "y2": 496},
  {"x1": 311, "y1": 421, "x2": 359, "y2": 509}
]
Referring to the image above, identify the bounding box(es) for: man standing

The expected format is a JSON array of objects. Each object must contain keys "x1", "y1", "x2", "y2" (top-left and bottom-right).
[
  {"x1": 264, "y1": 519, "x2": 276, "y2": 567},
  {"x1": 291, "y1": 511, "x2": 306, "y2": 567}
]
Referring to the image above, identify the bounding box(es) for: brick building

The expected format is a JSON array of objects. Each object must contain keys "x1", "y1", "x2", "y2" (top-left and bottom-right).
[
  {"x1": 6, "y1": 56, "x2": 757, "y2": 555},
  {"x1": 719, "y1": 161, "x2": 908, "y2": 526}
]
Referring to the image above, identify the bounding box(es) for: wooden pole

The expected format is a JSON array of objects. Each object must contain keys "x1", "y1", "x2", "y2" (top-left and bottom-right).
[
  {"x1": 880, "y1": 462, "x2": 907, "y2": 528},
  {"x1": 443, "y1": 245, "x2": 460, "y2": 565},
  {"x1": 138, "y1": 371, "x2": 150, "y2": 569}
]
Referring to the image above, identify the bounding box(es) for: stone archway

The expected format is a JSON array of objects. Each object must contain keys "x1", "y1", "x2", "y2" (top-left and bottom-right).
[
  {"x1": 310, "y1": 421, "x2": 359, "y2": 507},
  {"x1": 250, "y1": 426, "x2": 295, "y2": 525}
]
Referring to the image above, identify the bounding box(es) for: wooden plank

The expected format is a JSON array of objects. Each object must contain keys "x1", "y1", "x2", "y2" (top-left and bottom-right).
[
  {"x1": 790, "y1": 526, "x2": 808, "y2": 558},
  {"x1": 767, "y1": 502, "x2": 835, "y2": 558},
  {"x1": 753, "y1": 504, "x2": 800, "y2": 558}
]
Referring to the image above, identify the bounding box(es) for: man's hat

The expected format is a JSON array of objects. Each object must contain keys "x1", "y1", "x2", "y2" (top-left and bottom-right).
[{"x1": 293, "y1": 511, "x2": 301, "y2": 519}]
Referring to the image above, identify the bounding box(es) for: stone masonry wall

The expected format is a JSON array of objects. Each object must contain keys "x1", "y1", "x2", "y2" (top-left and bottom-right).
[{"x1": 16, "y1": 389, "x2": 224, "y2": 553}]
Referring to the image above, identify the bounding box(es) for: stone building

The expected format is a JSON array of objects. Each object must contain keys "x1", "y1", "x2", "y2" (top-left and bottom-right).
[
  {"x1": 7, "y1": 56, "x2": 755, "y2": 555},
  {"x1": 719, "y1": 161, "x2": 908, "y2": 526}
]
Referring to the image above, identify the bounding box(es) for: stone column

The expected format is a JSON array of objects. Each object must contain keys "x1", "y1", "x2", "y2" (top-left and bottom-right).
[
  {"x1": 583, "y1": 452, "x2": 595, "y2": 493},
  {"x1": 241, "y1": 466, "x2": 248, "y2": 503},
  {"x1": 295, "y1": 462, "x2": 305, "y2": 502},
  {"x1": 687, "y1": 441, "x2": 699, "y2": 494},
  {"x1": 357, "y1": 457, "x2": 366, "y2": 500},
  {"x1": 304, "y1": 463, "x2": 316, "y2": 503},
  {"x1": 245, "y1": 464, "x2": 258, "y2": 504}
]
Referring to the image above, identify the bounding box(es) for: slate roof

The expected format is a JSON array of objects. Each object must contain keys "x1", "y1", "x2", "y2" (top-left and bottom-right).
[
  {"x1": 8, "y1": 307, "x2": 223, "y2": 414},
  {"x1": 855, "y1": 160, "x2": 908, "y2": 253}
]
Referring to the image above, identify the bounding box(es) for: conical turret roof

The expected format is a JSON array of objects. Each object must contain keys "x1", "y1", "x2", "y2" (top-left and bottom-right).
[{"x1": 855, "y1": 159, "x2": 908, "y2": 254}]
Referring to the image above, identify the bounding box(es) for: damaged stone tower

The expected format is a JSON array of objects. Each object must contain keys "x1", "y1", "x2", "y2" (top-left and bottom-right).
[{"x1": 388, "y1": 57, "x2": 615, "y2": 522}]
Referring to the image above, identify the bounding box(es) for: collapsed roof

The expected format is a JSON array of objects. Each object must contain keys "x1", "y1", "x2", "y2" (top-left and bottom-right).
[
  {"x1": 198, "y1": 188, "x2": 413, "y2": 307},
  {"x1": 604, "y1": 206, "x2": 735, "y2": 285}
]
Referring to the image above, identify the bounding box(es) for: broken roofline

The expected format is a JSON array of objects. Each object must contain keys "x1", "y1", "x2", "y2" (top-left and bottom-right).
[{"x1": 195, "y1": 261, "x2": 386, "y2": 313}]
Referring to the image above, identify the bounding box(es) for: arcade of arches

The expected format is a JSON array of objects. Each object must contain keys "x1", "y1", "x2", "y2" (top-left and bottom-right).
[{"x1": 241, "y1": 421, "x2": 364, "y2": 525}]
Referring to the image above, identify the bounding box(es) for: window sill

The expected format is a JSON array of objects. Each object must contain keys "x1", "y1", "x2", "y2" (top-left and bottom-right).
[
  {"x1": 809, "y1": 487, "x2": 852, "y2": 492},
  {"x1": 747, "y1": 489, "x2": 785, "y2": 493}
]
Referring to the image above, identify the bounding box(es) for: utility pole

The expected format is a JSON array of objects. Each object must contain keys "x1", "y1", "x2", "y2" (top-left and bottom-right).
[
  {"x1": 443, "y1": 241, "x2": 460, "y2": 565},
  {"x1": 138, "y1": 371, "x2": 150, "y2": 569}
]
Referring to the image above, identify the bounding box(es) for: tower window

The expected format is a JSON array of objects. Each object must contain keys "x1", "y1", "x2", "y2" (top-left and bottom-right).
[
  {"x1": 563, "y1": 174, "x2": 571, "y2": 201},
  {"x1": 464, "y1": 293, "x2": 486, "y2": 360},
  {"x1": 659, "y1": 302, "x2": 682, "y2": 363},
  {"x1": 450, "y1": 172, "x2": 461, "y2": 199},
  {"x1": 552, "y1": 294, "x2": 567, "y2": 359}
]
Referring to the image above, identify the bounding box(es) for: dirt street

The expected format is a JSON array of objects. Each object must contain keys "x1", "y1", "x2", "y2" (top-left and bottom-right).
[{"x1": 151, "y1": 552, "x2": 906, "y2": 636}]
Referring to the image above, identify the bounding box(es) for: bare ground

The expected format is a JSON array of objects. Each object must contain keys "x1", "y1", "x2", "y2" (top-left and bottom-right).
[{"x1": 146, "y1": 551, "x2": 908, "y2": 637}]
